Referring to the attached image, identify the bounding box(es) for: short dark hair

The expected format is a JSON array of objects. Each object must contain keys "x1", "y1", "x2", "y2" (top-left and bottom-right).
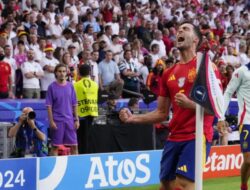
[
  {"x1": 128, "y1": 98, "x2": 139, "y2": 107},
  {"x1": 105, "y1": 50, "x2": 113, "y2": 55},
  {"x1": 79, "y1": 64, "x2": 91, "y2": 77},
  {"x1": 17, "y1": 40, "x2": 24, "y2": 45},
  {"x1": 104, "y1": 25, "x2": 111, "y2": 32},
  {"x1": 151, "y1": 44, "x2": 159, "y2": 51},
  {"x1": 4, "y1": 44, "x2": 10, "y2": 49},
  {"x1": 123, "y1": 50, "x2": 131, "y2": 57}
]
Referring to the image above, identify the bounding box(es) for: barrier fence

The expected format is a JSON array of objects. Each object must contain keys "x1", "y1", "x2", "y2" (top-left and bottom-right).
[
  {"x1": 0, "y1": 145, "x2": 242, "y2": 190},
  {"x1": 0, "y1": 99, "x2": 238, "y2": 123},
  {"x1": 0, "y1": 99, "x2": 241, "y2": 189}
]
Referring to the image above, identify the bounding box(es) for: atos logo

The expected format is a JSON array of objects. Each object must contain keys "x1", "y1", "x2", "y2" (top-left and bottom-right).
[{"x1": 85, "y1": 154, "x2": 151, "y2": 188}]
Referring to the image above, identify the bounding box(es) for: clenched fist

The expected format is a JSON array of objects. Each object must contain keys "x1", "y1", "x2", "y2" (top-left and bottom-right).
[{"x1": 119, "y1": 108, "x2": 133, "y2": 123}]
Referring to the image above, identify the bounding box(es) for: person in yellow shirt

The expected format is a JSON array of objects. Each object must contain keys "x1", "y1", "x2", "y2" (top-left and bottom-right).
[{"x1": 74, "y1": 64, "x2": 98, "y2": 154}]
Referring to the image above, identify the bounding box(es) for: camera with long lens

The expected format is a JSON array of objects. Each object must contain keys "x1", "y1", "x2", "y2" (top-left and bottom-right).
[{"x1": 27, "y1": 111, "x2": 36, "y2": 120}]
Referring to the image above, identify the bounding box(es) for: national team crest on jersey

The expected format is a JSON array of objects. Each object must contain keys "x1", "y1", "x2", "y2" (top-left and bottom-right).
[
  {"x1": 188, "y1": 68, "x2": 196, "y2": 83},
  {"x1": 178, "y1": 77, "x2": 185, "y2": 88}
]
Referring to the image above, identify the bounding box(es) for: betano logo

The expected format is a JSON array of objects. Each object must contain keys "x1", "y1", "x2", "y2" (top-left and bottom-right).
[
  {"x1": 204, "y1": 152, "x2": 243, "y2": 172},
  {"x1": 85, "y1": 154, "x2": 151, "y2": 188}
]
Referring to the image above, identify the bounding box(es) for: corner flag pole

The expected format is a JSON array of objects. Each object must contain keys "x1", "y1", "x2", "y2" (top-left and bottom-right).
[
  {"x1": 195, "y1": 105, "x2": 204, "y2": 190},
  {"x1": 194, "y1": 52, "x2": 205, "y2": 190},
  {"x1": 192, "y1": 52, "x2": 224, "y2": 190}
]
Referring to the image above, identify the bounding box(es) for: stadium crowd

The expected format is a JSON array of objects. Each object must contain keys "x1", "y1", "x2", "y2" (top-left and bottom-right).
[
  {"x1": 0, "y1": 0, "x2": 249, "y2": 99},
  {"x1": 0, "y1": 0, "x2": 249, "y2": 155}
]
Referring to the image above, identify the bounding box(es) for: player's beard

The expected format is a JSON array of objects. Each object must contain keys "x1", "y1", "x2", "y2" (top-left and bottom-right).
[
  {"x1": 177, "y1": 46, "x2": 186, "y2": 51},
  {"x1": 177, "y1": 36, "x2": 194, "y2": 51},
  {"x1": 177, "y1": 40, "x2": 189, "y2": 51}
]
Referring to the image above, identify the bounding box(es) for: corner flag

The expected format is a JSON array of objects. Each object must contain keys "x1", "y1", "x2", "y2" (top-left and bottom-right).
[{"x1": 190, "y1": 52, "x2": 224, "y2": 119}]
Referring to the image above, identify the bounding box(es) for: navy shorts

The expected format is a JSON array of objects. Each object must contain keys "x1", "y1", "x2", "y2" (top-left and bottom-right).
[
  {"x1": 160, "y1": 139, "x2": 211, "y2": 182},
  {"x1": 240, "y1": 125, "x2": 250, "y2": 153}
]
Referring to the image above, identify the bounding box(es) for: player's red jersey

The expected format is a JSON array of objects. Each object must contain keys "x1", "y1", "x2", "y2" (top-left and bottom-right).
[
  {"x1": 0, "y1": 61, "x2": 11, "y2": 93},
  {"x1": 160, "y1": 57, "x2": 214, "y2": 142}
]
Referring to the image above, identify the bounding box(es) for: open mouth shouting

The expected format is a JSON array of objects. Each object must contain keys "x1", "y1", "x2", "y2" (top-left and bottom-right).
[
  {"x1": 177, "y1": 37, "x2": 185, "y2": 42},
  {"x1": 176, "y1": 36, "x2": 185, "y2": 47}
]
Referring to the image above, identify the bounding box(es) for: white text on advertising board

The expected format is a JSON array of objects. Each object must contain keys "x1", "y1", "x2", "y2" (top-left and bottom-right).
[
  {"x1": 204, "y1": 152, "x2": 243, "y2": 172},
  {"x1": 85, "y1": 154, "x2": 151, "y2": 188}
]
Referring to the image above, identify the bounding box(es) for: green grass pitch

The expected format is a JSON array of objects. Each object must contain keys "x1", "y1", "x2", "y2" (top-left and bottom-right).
[{"x1": 114, "y1": 176, "x2": 241, "y2": 190}]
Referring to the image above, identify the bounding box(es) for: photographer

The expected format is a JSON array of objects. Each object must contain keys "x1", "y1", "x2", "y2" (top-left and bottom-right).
[{"x1": 8, "y1": 107, "x2": 48, "y2": 158}]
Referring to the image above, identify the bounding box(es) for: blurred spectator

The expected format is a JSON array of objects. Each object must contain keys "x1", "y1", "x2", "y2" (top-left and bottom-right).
[
  {"x1": 61, "y1": 28, "x2": 73, "y2": 49},
  {"x1": 0, "y1": 47, "x2": 13, "y2": 99},
  {"x1": 84, "y1": 24, "x2": 95, "y2": 46},
  {"x1": 225, "y1": 64, "x2": 235, "y2": 83},
  {"x1": 68, "y1": 44, "x2": 79, "y2": 66},
  {"x1": 238, "y1": 41, "x2": 250, "y2": 66},
  {"x1": 217, "y1": 59, "x2": 229, "y2": 92},
  {"x1": 212, "y1": 117, "x2": 229, "y2": 146},
  {"x1": 90, "y1": 50, "x2": 99, "y2": 84},
  {"x1": 62, "y1": 51, "x2": 76, "y2": 82},
  {"x1": 98, "y1": 50, "x2": 123, "y2": 99},
  {"x1": 106, "y1": 13, "x2": 120, "y2": 35},
  {"x1": 149, "y1": 43, "x2": 161, "y2": 67},
  {"x1": 29, "y1": 34, "x2": 40, "y2": 61},
  {"x1": 222, "y1": 45, "x2": 240, "y2": 68},
  {"x1": 131, "y1": 39, "x2": 146, "y2": 64},
  {"x1": 17, "y1": 30, "x2": 29, "y2": 49},
  {"x1": 127, "y1": 97, "x2": 139, "y2": 113},
  {"x1": 137, "y1": 20, "x2": 153, "y2": 49},
  {"x1": 49, "y1": 14, "x2": 63, "y2": 47},
  {"x1": 100, "y1": 25, "x2": 113, "y2": 47},
  {"x1": 138, "y1": 56, "x2": 150, "y2": 85},
  {"x1": 0, "y1": 30, "x2": 8, "y2": 48},
  {"x1": 97, "y1": 40, "x2": 107, "y2": 62},
  {"x1": 21, "y1": 49, "x2": 43, "y2": 99},
  {"x1": 170, "y1": 47, "x2": 180, "y2": 63},
  {"x1": 110, "y1": 34, "x2": 123, "y2": 63},
  {"x1": 146, "y1": 59, "x2": 165, "y2": 97},
  {"x1": 40, "y1": 44, "x2": 59, "y2": 98},
  {"x1": 14, "y1": 40, "x2": 27, "y2": 98},
  {"x1": 36, "y1": 37, "x2": 46, "y2": 62},
  {"x1": 118, "y1": 28, "x2": 128, "y2": 45},
  {"x1": 119, "y1": 50, "x2": 140, "y2": 98},
  {"x1": 162, "y1": 27, "x2": 174, "y2": 54},
  {"x1": 53, "y1": 47, "x2": 64, "y2": 63},
  {"x1": 83, "y1": 11, "x2": 101, "y2": 33},
  {"x1": 3, "y1": 44, "x2": 16, "y2": 95},
  {"x1": 150, "y1": 30, "x2": 166, "y2": 58},
  {"x1": 36, "y1": 13, "x2": 46, "y2": 37}
]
